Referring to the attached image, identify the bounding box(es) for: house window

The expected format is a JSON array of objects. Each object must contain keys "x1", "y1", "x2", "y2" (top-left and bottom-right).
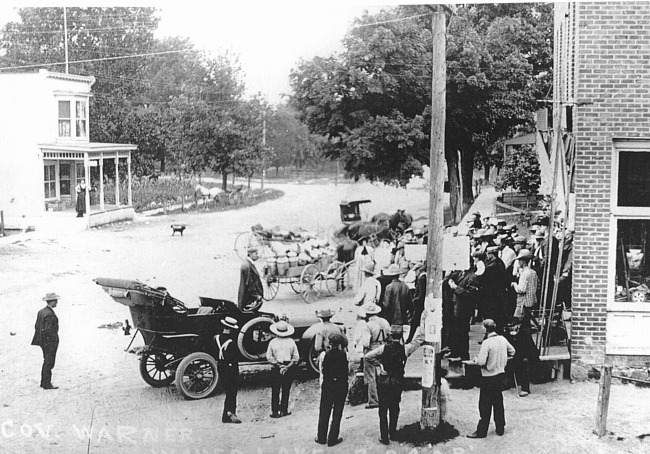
[
  {"x1": 76, "y1": 101, "x2": 87, "y2": 137},
  {"x1": 44, "y1": 164, "x2": 56, "y2": 199},
  {"x1": 58, "y1": 101, "x2": 71, "y2": 137},
  {"x1": 75, "y1": 162, "x2": 85, "y2": 188},
  {"x1": 58, "y1": 99, "x2": 87, "y2": 138},
  {"x1": 59, "y1": 163, "x2": 71, "y2": 196}
]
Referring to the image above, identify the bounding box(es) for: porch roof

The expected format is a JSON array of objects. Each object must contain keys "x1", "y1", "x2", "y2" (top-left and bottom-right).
[{"x1": 38, "y1": 142, "x2": 137, "y2": 160}]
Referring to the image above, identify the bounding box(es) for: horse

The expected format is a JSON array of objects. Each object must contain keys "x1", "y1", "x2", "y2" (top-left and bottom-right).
[{"x1": 194, "y1": 184, "x2": 224, "y2": 209}]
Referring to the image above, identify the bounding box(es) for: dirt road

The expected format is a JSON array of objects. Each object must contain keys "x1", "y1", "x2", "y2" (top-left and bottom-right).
[{"x1": 1, "y1": 182, "x2": 648, "y2": 454}]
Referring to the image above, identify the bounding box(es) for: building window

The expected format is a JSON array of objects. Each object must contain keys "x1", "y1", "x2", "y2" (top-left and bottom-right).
[
  {"x1": 615, "y1": 219, "x2": 650, "y2": 302},
  {"x1": 76, "y1": 101, "x2": 87, "y2": 137},
  {"x1": 58, "y1": 101, "x2": 71, "y2": 137},
  {"x1": 44, "y1": 164, "x2": 56, "y2": 199},
  {"x1": 58, "y1": 99, "x2": 87, "y2": 138},
  {"x1": 611, "y1": 140, "x2": 650, "y2": 305},
  {"x1": 59, "y1": 163, "x2": 71, "y2": 196}
]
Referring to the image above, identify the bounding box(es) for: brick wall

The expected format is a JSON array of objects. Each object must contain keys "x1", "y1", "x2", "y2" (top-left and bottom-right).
[{"x1": 571, "y1": 1, "x2": 650, "y2": 364}]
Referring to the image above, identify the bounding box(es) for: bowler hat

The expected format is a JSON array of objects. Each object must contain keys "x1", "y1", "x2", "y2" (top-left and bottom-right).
[
  {"x1": 43, "y1": 292, "x2": 60, "y2": 302},
  {"x1": 221, "y1": 316, "x2": 239, "y2": 330},
  {"x1": 270, "y1": 320, "x2": 295, "y2": 337}
]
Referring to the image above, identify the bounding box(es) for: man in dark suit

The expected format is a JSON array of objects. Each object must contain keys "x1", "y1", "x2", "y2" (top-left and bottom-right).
[
  {"x1": 238, "y1": 247, "x2": 264, "y2": 311},
  {"x1": 31, "y1": 292, "x2": 60, "y2": 389}
]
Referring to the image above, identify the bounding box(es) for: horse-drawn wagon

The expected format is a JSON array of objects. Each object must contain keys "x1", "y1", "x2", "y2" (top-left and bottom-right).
[
  {"x1": 95, "y1": 277, "x2": 326, "y2": 400},
  {"x1": 234, "y1": 227, "x2": 355, "y2": 303}
]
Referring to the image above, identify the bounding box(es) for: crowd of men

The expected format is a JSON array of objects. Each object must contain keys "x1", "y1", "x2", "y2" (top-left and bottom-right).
[{"x1": 33, "y1": 209, "x2": 571, "y2": 448}]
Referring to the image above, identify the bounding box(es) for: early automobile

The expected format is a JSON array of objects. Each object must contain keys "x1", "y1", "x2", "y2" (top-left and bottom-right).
[{"x1": 95, "y1": 277, "x2": 330, "y2": 400}]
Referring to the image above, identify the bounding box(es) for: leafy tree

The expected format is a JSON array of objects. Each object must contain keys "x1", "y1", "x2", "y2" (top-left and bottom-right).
[
  {"x1": 495, "y1": 143, "x2": 541, "y2": 196},
  {"x1": 266, "y1": 105, "x2": 321, "y2": 172},
  {"x1": 290, "y1": 4, "x2": 553, "y2": 222}
]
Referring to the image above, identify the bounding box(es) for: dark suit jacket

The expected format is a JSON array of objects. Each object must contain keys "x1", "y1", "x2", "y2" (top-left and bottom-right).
[
  {"x1": 31, "y1": 305, "x2": 59, "y2": 347},
  {"x1": 238, "y1": 259, "x2": 263, "y2": 309}
]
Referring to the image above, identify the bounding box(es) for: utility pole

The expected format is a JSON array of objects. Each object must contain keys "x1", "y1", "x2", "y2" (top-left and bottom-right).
[
  {"x1": 421, "y1": 4, "x2": 447, "y2": 430},
  {"x1": 63, "y1": 7, "x2": 69, "y2": 74},
  {"x1": 261, "y1": 118, "x2": 266, "y2": 190}
]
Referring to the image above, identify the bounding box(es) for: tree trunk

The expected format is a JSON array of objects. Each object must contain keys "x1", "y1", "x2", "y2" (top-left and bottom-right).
[
  {"x1": 460, "y1": 151, "x2": 476, "y2": 214},
  {"x1": 222, "y1": 171, "x2": 228, "y2": 191},
  {"x1": 160, "y1": 156, "x2": 166, "y2": 173},
  {"x1": 446, "y1": 150, "x2": 462, "y2": 224},
  {"x1": 484, "y1": 165, "x2": 490, "y2": 182}
]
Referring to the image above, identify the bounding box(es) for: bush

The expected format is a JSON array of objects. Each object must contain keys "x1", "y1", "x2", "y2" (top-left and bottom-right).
[{"x1": 103, "y1": 177, "x2": 196, "y2": 212}]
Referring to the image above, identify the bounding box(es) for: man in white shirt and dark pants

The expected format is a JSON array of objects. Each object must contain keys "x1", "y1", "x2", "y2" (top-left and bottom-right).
[{"x1": 467, "y1": 319, "x2": 515, "y2": 439}]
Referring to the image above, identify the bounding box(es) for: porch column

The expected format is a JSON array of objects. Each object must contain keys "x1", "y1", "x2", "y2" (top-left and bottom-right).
[
  {"x1": 99, "y1": 152, "x2": 105, "y2": 211},
  {"x1": 84, "y1": 153, "x2": 90, "y2": 228},
  {"x1": 114, "y1": 154, "x2": 120, "y2": 207},
  {"x1": 127, "y1": 152, "x2": 133, "y2": 206}
]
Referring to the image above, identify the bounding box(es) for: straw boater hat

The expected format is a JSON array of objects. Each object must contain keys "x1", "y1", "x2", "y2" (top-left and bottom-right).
[
  {"x1": 385, "y1": 264, "x2": 406, "y2": 277},
  {"x1": 247, "y1": 246, "x2": 259, "y2": 253},
  {"x1": 534, "y1": 230, "x2": 546, "y2": 240},
  {"x1": 361, "y1": 304, "x2": 382, "y2": 315},
  {"x1": 361, "y1": 262, "x2": 375, "y2": 275},
  {"x1": 43, "y1": 292, "x2": 60, "y2": 301},
  {"x1": 270, "y1": 320, "x2": 295, "y2": 337},
  {"x1": 513, "y1": 234, "x2": 528, "y2": 245},
  {"x1": 221, "y1": 316, "x2": 239, "y2": 330},
  {"x1": 315, "y1": 308, "x2": 335, "y2": 320},
  {"x1": 516, "y1": 249, "x2": 533, "y2": 260}
]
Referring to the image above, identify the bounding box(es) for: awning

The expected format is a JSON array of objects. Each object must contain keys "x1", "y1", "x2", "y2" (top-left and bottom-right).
[{"x1": 39, "y1": 142, "x2": 136, "y2": 160}]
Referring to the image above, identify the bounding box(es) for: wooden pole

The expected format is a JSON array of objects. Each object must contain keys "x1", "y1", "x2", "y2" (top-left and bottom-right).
[
  {"x1": 421, "y1": 5, "x2": 446, "y2": 430},
  {"x1": 594, "y1": 365, "x2": 613, "y2": 437}
]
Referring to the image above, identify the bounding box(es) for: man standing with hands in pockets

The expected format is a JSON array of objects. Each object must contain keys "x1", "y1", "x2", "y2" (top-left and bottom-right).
[{"x1": 467, "y1": 319, "x2": 515, "y2": 439}]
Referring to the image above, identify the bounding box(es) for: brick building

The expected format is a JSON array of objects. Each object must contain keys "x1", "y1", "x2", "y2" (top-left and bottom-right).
[{"x1": 555, "y1": 2, "x2": 650, "y2": 367}]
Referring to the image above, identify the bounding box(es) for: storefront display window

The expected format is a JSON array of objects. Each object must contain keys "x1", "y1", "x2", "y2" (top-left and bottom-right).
[{"x1": 615, "y1": 219, "x2": 650, "y2": 302}]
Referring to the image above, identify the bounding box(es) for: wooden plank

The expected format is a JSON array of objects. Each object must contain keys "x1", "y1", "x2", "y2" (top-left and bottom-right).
[
  {"x1": 594, "y1": 365, "x2": 613, "y2": 437},
  {"x1": 495, "y1": 200, "x2": 530, "y2": 214}
]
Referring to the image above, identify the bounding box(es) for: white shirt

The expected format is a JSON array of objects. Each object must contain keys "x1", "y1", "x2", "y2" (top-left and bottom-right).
[{"x1": 353, "y1": 276, "x2": 381, "y2": 306}]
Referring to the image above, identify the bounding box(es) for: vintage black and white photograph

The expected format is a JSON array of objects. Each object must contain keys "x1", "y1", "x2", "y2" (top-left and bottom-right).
[{"x1": 1, "y1": 1, "x2": 650, "y2": 453}]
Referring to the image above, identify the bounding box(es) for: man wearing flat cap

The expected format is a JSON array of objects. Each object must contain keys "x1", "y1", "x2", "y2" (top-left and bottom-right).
[
  {"x1": 31, "y1": 292, "x2": 61, "y2": 389},
  {"x1": 238, "y1": 246, "x2": 264, "y2": 311}
]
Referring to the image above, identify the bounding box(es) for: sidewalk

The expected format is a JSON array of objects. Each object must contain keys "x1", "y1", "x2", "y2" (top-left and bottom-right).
[{"x1": 458, "y1": 184, "x2": 498, "y2": 230}]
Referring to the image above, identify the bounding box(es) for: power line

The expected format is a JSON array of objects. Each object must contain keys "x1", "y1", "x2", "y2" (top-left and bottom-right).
[
  {"x1": 0, "y1": 48, "x2": 193, "y2": 71},
  {"x1": 352, "y1": 13, "x2": 430, "y2": 29}
]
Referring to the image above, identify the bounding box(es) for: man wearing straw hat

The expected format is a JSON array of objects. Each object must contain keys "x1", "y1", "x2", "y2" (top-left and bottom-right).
[
  {"x1": 381, "y1": 264, "x2": 412, "y2": 336},
  {"x1": 31, "y1": 292, "x2": 61, "y2": 389},
  {"x1": 363, "y1": 303, "x2": 390, "y2": 409},
  {"x1": 266, "y1": 320, "x2": 299, "y2": 418},
  {"x1": 214, "y1": 317, "x2": 242, "y2": 423},
  {"x1": 238, "y1": 246, "x2": 264, "y2": 311},
  {"x1": 314, "y1": 309, "x2": 343, "y2": 354},
  {"x1": 353, "y1": 262, "x2": 381, "y2": 307}
]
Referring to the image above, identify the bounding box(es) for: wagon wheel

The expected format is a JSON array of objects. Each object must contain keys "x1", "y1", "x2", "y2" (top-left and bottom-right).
[
  {"x1": 325, "y1": 260, "x2": 354, "y2": 296},
  {"x1": 289, "y1": 279, "x2": 302, "y2": 294},
  {"x1": 300, "y1": 264, "x2": 323, "y2": 303},
  {"x1": 139, "y1": 351, "x2": 175, "y2": 387},
  {"x1": 306, "y1": 337, "x2": 321, "y2": 376},
  {"x1": 234, "y1": 232, "x2": 264, "y2": 260},
  {"x1": 262, "y1": 276, "x2": 280, "y2": 301},
  {"x1": 175, "y1": 352, "x2": 219, "y2": 400}
]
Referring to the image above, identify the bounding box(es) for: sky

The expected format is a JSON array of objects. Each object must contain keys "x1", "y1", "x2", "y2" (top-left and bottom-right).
[{"x1": 0, "y1": 1, "x2": 390, "y2": 104}]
